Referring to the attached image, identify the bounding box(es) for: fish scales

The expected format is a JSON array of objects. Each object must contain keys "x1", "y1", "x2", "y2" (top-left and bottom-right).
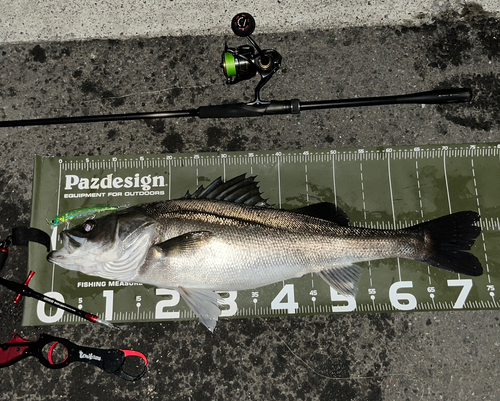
[{"x1": 136, "y1": 199, "x2": 424, "y2": 289}]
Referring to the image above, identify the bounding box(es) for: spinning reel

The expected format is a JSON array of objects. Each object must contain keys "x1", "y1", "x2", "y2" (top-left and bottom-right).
[{"x1": 221, "y1": 13, "x2": 282, "y2": 104}]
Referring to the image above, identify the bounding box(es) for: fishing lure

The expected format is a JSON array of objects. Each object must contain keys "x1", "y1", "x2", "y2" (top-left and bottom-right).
[{"x1": 48, "y1": 206, "x2": 121, "y2": 227}]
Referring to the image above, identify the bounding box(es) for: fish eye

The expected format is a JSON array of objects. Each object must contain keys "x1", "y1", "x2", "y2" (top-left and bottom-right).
[{"x1": 83, "y1": 220, "x2": 96, "y2": 232}]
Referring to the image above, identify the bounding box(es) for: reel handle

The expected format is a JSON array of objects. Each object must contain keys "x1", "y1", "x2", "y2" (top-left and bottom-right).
[{"x1": 231, "y1": 13, "x2": 256, "y2": 37}]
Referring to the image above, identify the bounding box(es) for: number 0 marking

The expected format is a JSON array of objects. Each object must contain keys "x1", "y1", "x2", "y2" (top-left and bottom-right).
[
  {"x1": 447, "y1": 279, "x2": 473, "y2": 309},
  {"x1": 37, "y1": 292, "x2": 65, "y2": 323}
]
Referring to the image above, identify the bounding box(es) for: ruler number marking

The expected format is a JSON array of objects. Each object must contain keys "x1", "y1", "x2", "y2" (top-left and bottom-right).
[
  {"x1": 218, "y1": 291, "x2": 238, "y2": 317},
  {"x1": 389, "y1": 281, "x2": 417, "y2": 311},
  {"x1": 447, "y1": 279, "x2": 473, "y2": 309},
  {"x1": 103, "y1": 290, "x2": 114, "y2": 321},
  {"x1": 155, "y1": 288, "x2": 180, "y2": 319},
  {"x1": 330, "y1": 288, "x2": 357, "y2": 312},
  {"x1": 271, "y1": 284, "x2": 299, "y2": 314},
  {"x1": 37, "y1": 291, "x2": 65, "y2": 323}
]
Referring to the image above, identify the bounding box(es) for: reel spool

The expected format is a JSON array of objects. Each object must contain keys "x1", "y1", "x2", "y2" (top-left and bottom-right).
[{"x1": 221, "y1": 13, "x2": 282, "y2": 104}]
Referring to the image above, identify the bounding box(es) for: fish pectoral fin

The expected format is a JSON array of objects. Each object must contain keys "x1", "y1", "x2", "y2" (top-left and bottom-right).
[
  {"x1": 178, "y1": 287, "x2": 222, "y2": 332},
  {"x1": 318, "y1": 264, "x2": 363, "y2": 298},
  {"x1": 156, "y1": 231, "x2": 214, "y2": 257}
]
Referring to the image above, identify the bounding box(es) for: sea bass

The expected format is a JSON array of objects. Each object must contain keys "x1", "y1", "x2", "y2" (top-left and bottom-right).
[{"x1": 47, "y1": 174, "x2": 482, "y2": 331}]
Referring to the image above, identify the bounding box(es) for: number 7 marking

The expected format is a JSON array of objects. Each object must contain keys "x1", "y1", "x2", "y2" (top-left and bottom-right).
[{"x1": 447, "y1": 279, "x2": 473, "y2": 309}]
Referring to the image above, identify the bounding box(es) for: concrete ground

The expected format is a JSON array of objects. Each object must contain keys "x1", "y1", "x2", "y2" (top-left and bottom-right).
[
  {"x1": 0, "y1": 3, "x2": 499, "y2": 400},
  {"x1": 2, "y1": 0, "x2": 499, "y2": 43}
]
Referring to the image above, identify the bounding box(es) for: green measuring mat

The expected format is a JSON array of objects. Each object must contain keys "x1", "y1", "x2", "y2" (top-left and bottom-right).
[{"x1": 23, "y1": 143, "x2": 500, "y2": 326}]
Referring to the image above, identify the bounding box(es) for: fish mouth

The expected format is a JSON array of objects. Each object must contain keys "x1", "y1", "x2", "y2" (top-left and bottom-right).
[
  {"x1": 46, "y1": 247, "x2": 77, "y2": 270},
  {"x1": 46, "y1": 231, "x2": 95, "y2": 270},
  {"x1": 46, "y1": 250, "x2": 61, "y2": 263}
]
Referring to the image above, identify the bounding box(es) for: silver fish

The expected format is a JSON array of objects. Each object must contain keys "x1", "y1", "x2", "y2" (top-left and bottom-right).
[{"x1": 47, "y1": 174, "x2": 482, "y2": 331}]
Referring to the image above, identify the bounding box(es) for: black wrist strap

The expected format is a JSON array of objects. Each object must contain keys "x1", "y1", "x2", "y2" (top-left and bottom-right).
[{"x1": 11, "y1": 227, "x2": 51, "y2": 252}]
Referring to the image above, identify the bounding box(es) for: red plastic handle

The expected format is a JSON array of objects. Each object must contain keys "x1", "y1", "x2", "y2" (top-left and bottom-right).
[
  {"x1": 121, "y1": 349, "x2": 148, "y2": 366},
  {"x1": 47, "y1": 342, "x2": 69, "y2": 365},
  {"x1": 0, "y1": 334, "x2": 32, "y2": 368},
  {"x1": 14, "y1": 271, "x2": 35, "y2": 304}
]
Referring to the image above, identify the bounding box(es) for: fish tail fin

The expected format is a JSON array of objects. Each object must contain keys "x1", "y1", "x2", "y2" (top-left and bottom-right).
[{"x1": 409, "y1": 211, "x2": 482, "y2": 276}]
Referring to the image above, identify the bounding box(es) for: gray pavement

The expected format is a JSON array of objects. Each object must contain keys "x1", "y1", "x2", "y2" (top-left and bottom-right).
[
  {"x1": 2, "y1": 0, "x2": 499, "y2": 43},
  {"x1": 0, "y1": 4, "x2": 499, "y2": 400}
]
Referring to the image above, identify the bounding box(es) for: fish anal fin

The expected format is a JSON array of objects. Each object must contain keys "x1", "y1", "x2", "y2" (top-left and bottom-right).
[
  {"x1": 318, "y1": 264, "x2": 363, "y2": 297},
  {"x1": 178, "y1": 287, "x2": 222, "y2": 332},
  {"x1": 293, "y1": 203, "x2": 350, "y2": 226},
  {"x1": 156, "y1": 231, "x2": 213, "y2": 256}
]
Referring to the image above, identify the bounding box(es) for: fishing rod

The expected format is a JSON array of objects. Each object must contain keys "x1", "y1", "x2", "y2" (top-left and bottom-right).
[{"x1": 0, "y1": 13, "x2": 471, "y2": 128}]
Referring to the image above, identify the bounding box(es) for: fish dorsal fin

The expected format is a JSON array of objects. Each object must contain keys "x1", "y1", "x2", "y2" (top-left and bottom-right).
[
  {"x1": 182, "y1": 174, "x2": 271, "y2": 208},
  {"x1": 292, "y1": 203, "x2": 350, "y2": 226},
  {"x1": 318, "y1": 264, "x2": 363, "y2": 297},
  {"x1": 177, "y1": 287, "x2": 223, "y2": 332},
  {"x1": 156, "y1": 231, "x2": 213, "y2": 256}
]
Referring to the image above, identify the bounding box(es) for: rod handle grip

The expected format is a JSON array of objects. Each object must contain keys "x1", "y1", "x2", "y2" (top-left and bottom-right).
[{"x1": 198, "y1": 100, "x2": 300, "y2": 118}]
